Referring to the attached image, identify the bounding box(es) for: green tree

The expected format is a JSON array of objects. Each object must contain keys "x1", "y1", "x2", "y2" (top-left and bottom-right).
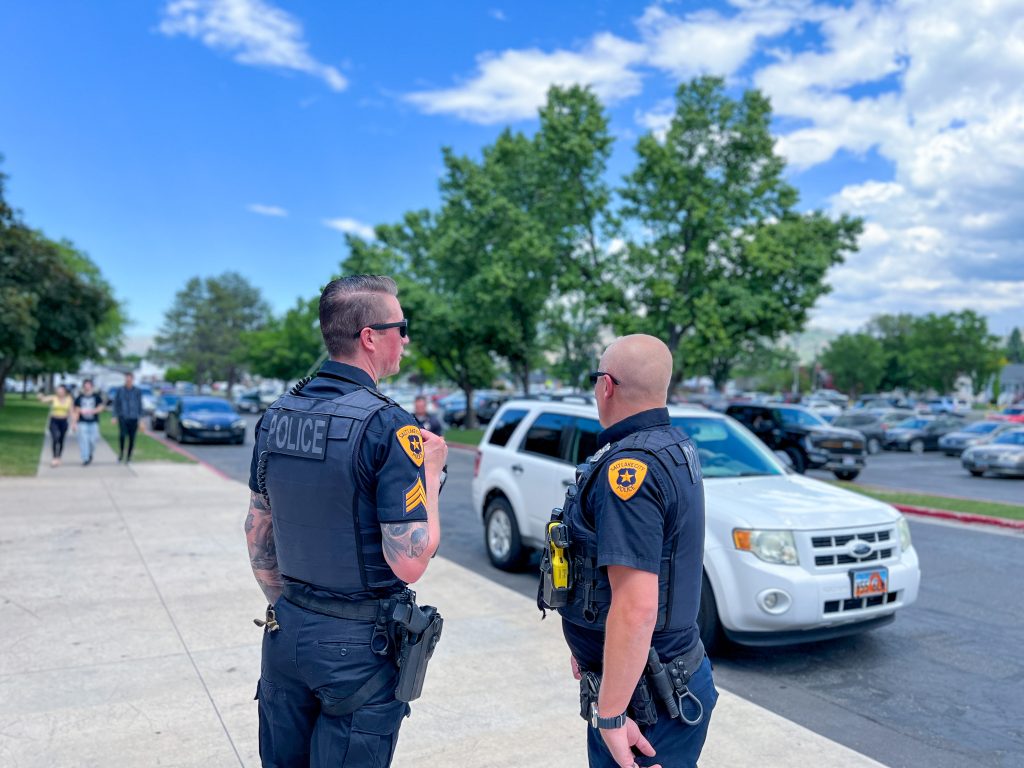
[
  {"x1": 154, "y1": 272, "x2": 269, "y2": 393},
  {"x1": 245, "y1": 296, "x2": 324, "y2": 381},
  {"x1": 617, "y1": 77, "x2": 861, "y2": 390},
  {"x1": 820, "y1": 332, "x2": 886, "y2": 398},
  {"x1": 1, "y1": 163, "x2": 125, "y2": 405},
  {"x1": 867, "y1": 313, "x2": 916, "y2": 392},
  {"x1": 1007, "y1": 327, "x2": 1023, "y2": 364},
  {"x1": 343, "y1": 211, "x2": 498, "y2": 428},
  {"x1": 731, "y1": 342, "x2": 800, "y2": 394}
]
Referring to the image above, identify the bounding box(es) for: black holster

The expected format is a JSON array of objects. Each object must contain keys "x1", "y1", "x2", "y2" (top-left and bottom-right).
[
  {"x1": 577, "y1": 669, "x2": 658, "y2": 728},
  {"x1": 540, "y1": 509, "x2": 573, "y2": 610},
  {"x1": 391, "y1": 601, "x2": 444, "y2": 703}
]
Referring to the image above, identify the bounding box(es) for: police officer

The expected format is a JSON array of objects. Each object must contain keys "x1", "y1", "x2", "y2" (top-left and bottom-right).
[
  {"x1": 541, "y1": 334, "x2": 717, "y2": 768},
  {"x1": 245, "y1": 275, "x2": 447, "y2": 768}
]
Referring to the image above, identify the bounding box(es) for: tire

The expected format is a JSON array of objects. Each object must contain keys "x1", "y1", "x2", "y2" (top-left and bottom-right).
[
  {"x1": 968, "y1": 469, "x2": 984, "y2": 477},
  {"x1": 833, "y1": 470, "x2": 860, "y2": 481},
  {"x1": 483, "y1": 496, "x2": 528, "y2": 571},
  {"x1": 867, "y1": 438, "x2": 881, "y2": 455},
  {"x1": 697, "y1": 572, "x2": 722, "y2": 655},
  {"x1": 784, "y1": 447, "x2": 807, "y2": 474},
  {"x1": 909, "y1": 439, "x2": 925, "y2": 454},
  {"x1": 233, "y1": 436, "x2": 245, "y2": 445}
]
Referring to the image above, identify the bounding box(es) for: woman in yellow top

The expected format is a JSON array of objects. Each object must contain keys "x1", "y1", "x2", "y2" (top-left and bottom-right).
[{"x1": 38, "y1": 384, "x2": 73, "y2": 467}]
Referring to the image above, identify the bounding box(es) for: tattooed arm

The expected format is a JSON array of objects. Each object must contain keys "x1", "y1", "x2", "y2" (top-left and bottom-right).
[{"x1": 245, "y1": 491, "x2": 284, "y2": 603}]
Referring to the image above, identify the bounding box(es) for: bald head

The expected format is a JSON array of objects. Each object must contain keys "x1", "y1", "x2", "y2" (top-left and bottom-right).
[{"x1": 600, "y1": 335, "x2": 672, "y2": 406}]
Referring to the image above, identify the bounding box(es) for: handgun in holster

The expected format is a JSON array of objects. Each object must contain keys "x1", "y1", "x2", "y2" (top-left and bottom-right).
[
  {"x1": 541, "y1": 514, "x2": 573, "y2": 609},
  {"x1": 391, "y1": 601, "x2": 444, "y2": 703}
]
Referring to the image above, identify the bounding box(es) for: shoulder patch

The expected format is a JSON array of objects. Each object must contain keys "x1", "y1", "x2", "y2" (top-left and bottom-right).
[
  {"x1": 404, "y1": 477, "x2": 427, "y2": 515},
  {"x1": 396, "y1": 424, "x2": 425, "y2": 467},
  {"x1": 608, "y1": 458, "x2": 648, "y2": 501}
]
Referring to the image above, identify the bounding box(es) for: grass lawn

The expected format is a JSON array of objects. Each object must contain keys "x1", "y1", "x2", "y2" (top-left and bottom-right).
[
  {"x1": 99, "y1": 417, "x2": 195, "y2": 463},
  {"x1": 445, "y1": 428, "x2": 484, "y2": 447},
  {"x1": 0, "y1": 398, "x2": 50, "y2": 476},
  {"x1": 834, "y1": 481, "x2": 1024, "y2": 521}
]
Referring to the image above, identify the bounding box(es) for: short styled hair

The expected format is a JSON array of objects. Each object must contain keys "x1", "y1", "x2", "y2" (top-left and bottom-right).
[{"x1": 319, "y1": 275, "x2": 398, "y2": 358}]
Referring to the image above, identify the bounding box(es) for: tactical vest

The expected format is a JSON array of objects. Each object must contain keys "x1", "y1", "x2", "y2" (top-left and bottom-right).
[
  {"x1": 556, "y1": 426, "x2": 704, "y2": 633},
  {"x1": 256, "y1": 386, "x2": 402, "y2": 596}
]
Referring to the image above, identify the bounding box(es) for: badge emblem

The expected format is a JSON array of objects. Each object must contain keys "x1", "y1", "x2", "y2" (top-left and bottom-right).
[
  {"x1": 396, "y1": 425, "x2": 424, "y2": 467},
  {"x1": 608, "y1": 459, "x2": 648, "y2": 501}
]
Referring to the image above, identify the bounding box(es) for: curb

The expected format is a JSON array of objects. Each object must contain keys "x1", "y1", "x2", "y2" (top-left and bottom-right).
[
  {"x1": 446, "y1": 442, "x2": 477, "y2": 453},
  {"x1": 895, "y1": 503, "x2": 1024, "y2": 531},
  {"x1": 140, "y1": 424, "x2": 234, "y2": 482}
]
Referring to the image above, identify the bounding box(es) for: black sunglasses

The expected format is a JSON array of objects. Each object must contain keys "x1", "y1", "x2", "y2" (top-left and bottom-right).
[
  {"x1": 353, "y1": 319, "x2": 408, "y2": 339},
  {"x1": 588, "y1": 370, "x2": 621, "y2": 386}
]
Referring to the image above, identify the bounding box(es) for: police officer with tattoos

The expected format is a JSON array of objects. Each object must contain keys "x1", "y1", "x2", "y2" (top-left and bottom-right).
[
  {"x1": 540, "y1": 335, "x2": 717, "y2": 768},
  {"x1": 245, "y1": 275, "x2": 447, "y2": 768}
]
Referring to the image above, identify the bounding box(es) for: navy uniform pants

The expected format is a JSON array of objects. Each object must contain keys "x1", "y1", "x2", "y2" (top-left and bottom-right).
[
  {"x1": 256, "y1": 596, "x2": 410, "y2": 768},
  {"x1": 586, "y1": 657, "x2": 718, "y2": 768}
]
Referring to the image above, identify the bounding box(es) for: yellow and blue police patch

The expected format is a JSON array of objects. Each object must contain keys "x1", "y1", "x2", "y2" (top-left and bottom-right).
[
  {"x1": 608, "y1": 459, "x2": 648, "y2": 501},
  {"x1": 396, "y1": 425, "x2": 424, "y2": 467},
  {"x1": 404, "y1": 477, "x2": 427, "y2": 515}
]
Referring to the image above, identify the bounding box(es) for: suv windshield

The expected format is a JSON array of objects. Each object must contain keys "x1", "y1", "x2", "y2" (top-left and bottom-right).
[
  {"x1": 671, "y1": 416, "x2": 783, "y2": 478},
  {"x1": 896, "y1": 418, "x2": 929, "y2": 429},
  {"x1": 964, "y1": 421, "x2": 1000, "y2": 434},
  {"x1": 993, "y1": 431, "x2": 1024, "y2": 446},
  {"x1": 184, "y1": 399, "x2": 235, "y2": 414},
  {"x1": 774, "y1": 408, "x2": 826, "y2": 428}
]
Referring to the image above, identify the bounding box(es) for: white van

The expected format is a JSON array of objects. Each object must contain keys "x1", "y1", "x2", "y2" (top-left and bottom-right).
[{"x1": 471, "y1": 400, "x2": 920, "y2": 650}]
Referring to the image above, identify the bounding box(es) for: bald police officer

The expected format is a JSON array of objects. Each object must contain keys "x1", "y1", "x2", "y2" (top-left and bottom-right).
[
  {"x1": 245, "y1": 275, "x2": 447, "y2": 767},
  {"x1": 540, "y1": 334, "x2": 717, "y2": 768}
]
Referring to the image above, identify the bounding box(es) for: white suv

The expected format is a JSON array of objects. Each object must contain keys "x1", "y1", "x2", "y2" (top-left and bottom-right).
[{"x1": 471, "y1": 400, "x2": 921, "y2": 650}]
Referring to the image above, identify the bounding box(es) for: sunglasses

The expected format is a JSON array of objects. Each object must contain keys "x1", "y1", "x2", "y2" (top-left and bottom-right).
[
  {"x1": 353, "y1": 319, "x2": 408, "y2": 339},
  {"x1": 588, "y1": 371, "x2": 621, "y2": 386}
]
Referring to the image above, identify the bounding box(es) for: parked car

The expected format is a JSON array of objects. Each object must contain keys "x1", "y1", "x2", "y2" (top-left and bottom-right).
[
  {"x1": 802, "y1": 397, "x2": 842, "y2": 423},
  {"x1": 917, "y1": 396, "x2": 971, "y2": 415},
  {"x1": 883, "y1": 415, "x2": 963, "y2": 452},
  {"x1": 438, "y1": 391, "x2": 507, "y2": 428},
  {"x1": 165, "y1": 396, "x2": 246, "y2": 444},
  {"x1": 149, "y1": 393, "x2": 181, "y2": 431},
  {"x1": 725, "y1": 404, "x2": 866, "y2": 480},
  {"x1": 233, "y1": 388, "x2": 263, "y2": 414},
  {"x1": 472, "y1": 400, "x2": 920, "y2": 651},
  {"x1": 961, "y1": 429, "x2": 1024, "y2": 477},
  {"x1": 937, "y1": 420, "x2": 1015, "y2": 456},
  {"x1": 833, "y1": 409, "x2": 915, "y2": 455},
  {"x1": 994, "y1": 406, "x2": 1024, "y2": 424},
  {"x1": 854, "y1": 394, "x2": 913, "y2": 410}
]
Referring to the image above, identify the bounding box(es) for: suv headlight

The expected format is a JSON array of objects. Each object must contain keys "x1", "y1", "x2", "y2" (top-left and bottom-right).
[
  {"x1": 896, "y1": 515, "x2": 912, "y2": 552},
  {"x1": 732, "y1": 529, "x2": 799, "y2": 565}
]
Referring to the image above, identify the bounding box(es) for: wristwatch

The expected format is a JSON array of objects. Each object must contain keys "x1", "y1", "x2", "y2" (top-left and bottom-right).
[{"x1": 589, "y1": 702, "x2": 627, "y2": 729}]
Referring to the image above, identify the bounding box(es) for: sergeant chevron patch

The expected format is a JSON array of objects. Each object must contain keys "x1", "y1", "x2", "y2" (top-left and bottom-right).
[
  {"x1": 608, "y1": 459, "x2": 648, "y2": 501},
  {"x1": 404, "y1": 477, "x2": 427, "y2": 515}
]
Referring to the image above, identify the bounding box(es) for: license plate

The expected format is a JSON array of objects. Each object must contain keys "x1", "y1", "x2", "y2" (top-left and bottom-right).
[
  {"x1": 851, "y1": 567, "x2": 888, "y2": 598},
  {"x1": 842, "y1": 456, "x2": 855, "y2": 466}
]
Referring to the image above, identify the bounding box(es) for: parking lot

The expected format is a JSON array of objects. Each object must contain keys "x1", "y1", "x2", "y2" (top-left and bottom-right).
[{"x1": 807, "y1": 448, "x2": 1023, "y2": 505}]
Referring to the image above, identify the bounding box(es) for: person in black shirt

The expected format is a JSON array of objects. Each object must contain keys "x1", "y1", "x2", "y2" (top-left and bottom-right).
[
  {"x1": 111, "y1": 372, "x2": 143, "y2": 463},
  {"x1": 71, "y1": 379, "x2": 105, "y2": 466},
  {"x1": 412, "y1": 395, "x2": 444, "y2": 435}
]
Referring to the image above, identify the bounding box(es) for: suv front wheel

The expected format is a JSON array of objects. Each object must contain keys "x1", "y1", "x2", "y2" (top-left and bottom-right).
[{"x1": 484, "y1": 496, "x2": 528, "y2": 571}]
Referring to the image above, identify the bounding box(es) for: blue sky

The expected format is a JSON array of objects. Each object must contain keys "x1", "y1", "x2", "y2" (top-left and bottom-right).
[{"x1": 2, "y1": 0, "x2": 1021, "y2": 343}]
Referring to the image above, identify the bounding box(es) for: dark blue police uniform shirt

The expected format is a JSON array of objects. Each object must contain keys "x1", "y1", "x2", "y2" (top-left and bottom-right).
[
  {"x1": 562, "y1": 407, "x2": 695, "y2": 669},
  {"x1": 247, "y1": 361, "x2": 429, "y2": 526}
]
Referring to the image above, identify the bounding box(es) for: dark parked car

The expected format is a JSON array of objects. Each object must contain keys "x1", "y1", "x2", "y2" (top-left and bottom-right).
[
  {"x1": 833, "y1": 408, "x2": 915, "y2": 455},
  {"x1": 883, "y1": 416, "x2": 963, "y2": 453},
  {"x1": 165, "y1": 396, "x2": 246, "y2": 444},
  {"x1": 233, "y1": 388, "x2": 262, "y2": 414},
  {"x1": 440, "y1": 392, "x2": 508, "y2": 428},
  {"x1": 149, "y1": 394, "x2": 181, "y2": 431},
  {"x1": 961, "y1": 429, "x2": 1024, "y2": 477},
  {"x1": 938, "y1": 420, "x2": 1014, "y2": 456},
  {"x1": 725, "y1": 404, "x2": 867, "y2": 480}
]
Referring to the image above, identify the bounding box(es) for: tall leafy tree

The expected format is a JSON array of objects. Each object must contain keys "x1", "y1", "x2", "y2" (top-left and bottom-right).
[
  {"x1": 245, "y1": 296, "x2": 324, "y2": 381},
  {"x1": 867, "y1": 313, "x2": 917, "y2": 392},
  {"x1": 154, "y1": 271, "x2": 269, "y2": 393},
  {"x1": 617, "y1": 77, "x2": 861, "y2": 390},
  {"x1": 820, "y1": 333, "x2": 886, "y2": 397},
  {"x1": 343, "y1": 211, "x2": 498, "y2": 428},
  {"x1": 1006, "y1": 327, "x2": 1023, "y2": 365}
]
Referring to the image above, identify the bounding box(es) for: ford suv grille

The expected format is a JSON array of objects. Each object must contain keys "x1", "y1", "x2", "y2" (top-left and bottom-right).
[{"x1": 810, "y1": 529, "x2": 894, "y2": 568}]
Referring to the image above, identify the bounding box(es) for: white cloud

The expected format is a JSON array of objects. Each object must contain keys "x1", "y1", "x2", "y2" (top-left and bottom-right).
[
  {"x1": 247, "y1": 203, "x2": 287, "y2": 217},
  {"x1": 324, "y1": 217, "x2": 376, "y2": 240},
  {"x1": 159, "y1": 0, "x2": 347, "y2": 91},
  {"x1": 404, "y1": 33, "x2": 646, "y2": 124},
  {"x1": 489, "y1": 8, "x2": 506, "y2": 22}
]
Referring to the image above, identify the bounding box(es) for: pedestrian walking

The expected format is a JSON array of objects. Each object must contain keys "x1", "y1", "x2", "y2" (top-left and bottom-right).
[
  {"x1": 71, "y1": 379, "x2": 104, "y2": 466},
  {"x1": 111, "y1": 372, "x2": 143, "y2": 463},
  {"x1": 38, "y1": 384, "x2": 73, "y2": 467},
  {"x1": 245, "y1": 275, "x2": 447, "y2": 767},
  {"x1": 539, "y1": 334, "x2": 717, "y2": 768}
]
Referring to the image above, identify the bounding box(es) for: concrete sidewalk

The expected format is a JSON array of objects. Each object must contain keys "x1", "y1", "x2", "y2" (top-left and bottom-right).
[{"x1": 0, "y1": 456, "x2": 885, "y2": 767}]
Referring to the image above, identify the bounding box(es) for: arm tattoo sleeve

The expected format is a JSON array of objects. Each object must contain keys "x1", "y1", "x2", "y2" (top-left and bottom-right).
[
  {"x1": 245, "y1": 491, "x2": 283, "y2": 603},
  {"x1": 381, "y1": 521, "x2": 430, "y2": 563}
]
